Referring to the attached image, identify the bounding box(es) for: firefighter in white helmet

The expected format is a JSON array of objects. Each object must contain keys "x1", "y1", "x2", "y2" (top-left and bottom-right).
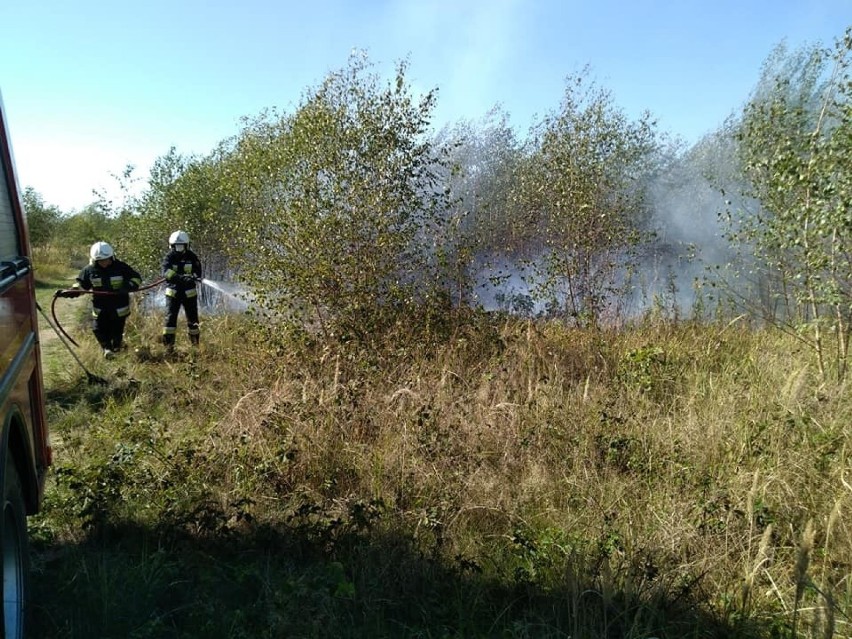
[
  {"x1": 161, "y1": 230, "x2": 203, "y2": 351},
  {"x1": 57, "y1": 241, "x2": 142, "y2": 358}
]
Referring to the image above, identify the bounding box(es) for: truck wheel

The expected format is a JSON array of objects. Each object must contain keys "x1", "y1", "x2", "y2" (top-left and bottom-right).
[{"x1": 2, "y1": 450, "x2": 28, "y2": 639}]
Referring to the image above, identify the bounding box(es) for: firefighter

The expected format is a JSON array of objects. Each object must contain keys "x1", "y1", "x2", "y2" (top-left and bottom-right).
[
  {"x1": 59, "y1": 241, "x2": 142, "y2": 358},
  {"x1": 161, "y1": 230, "x2": 203, "y2": 351}
]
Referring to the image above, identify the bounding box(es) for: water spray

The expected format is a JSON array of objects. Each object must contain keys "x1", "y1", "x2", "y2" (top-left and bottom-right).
[
  {"x1": 200, "y1": 278, "x2": 229, "y2": 296},
  {"x1": 198, "y1": 278, "x2": 247, "y2": 309}
]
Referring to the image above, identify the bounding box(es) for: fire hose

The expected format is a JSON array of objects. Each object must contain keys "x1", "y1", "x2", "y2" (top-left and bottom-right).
[
  {"x1": 50, "y1": 277, "x2": 166, "y2": 347},
  {"x1": 35, "y1": 301, "x2": 109, "y2": 385}
]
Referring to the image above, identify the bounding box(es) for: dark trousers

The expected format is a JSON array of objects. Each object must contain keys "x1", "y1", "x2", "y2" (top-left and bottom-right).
[
  {"x1": 92, "y1": 309, "x2": 128, "y2": 350},
  {"x1": 163, "y1": 294, "x2": 200, "y2": 346}
]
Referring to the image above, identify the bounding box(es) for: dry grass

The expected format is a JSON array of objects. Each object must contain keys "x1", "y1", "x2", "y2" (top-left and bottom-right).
[{"x1": 30, "y1": 303, "x2": 852, "y2": 637}]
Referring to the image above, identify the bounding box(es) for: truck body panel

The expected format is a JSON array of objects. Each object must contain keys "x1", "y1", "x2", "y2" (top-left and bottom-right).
[{"x1": 0, "y1": 90, "x2": 51, "y2": 514}]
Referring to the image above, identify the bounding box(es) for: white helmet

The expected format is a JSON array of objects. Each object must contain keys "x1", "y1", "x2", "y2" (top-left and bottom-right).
[
  {"x1": 169, "y1": 230, "x2": 190, "y2": 246},
  {"x1": 89, "y1": 241, "x2": 115, "y2": 262}
]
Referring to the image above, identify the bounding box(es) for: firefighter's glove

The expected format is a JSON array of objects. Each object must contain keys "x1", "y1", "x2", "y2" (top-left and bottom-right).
[
  {"x1": 181, "y1": 275, "x2": 197, "y2": 285},
  {"x1": 56, "y1": 289, "x2": 82, "y2": 298}
]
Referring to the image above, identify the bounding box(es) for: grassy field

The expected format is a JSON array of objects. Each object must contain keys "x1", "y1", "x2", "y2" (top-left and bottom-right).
[{"x1": 27, "y1": 255, "x2": 851, "y2": 638}]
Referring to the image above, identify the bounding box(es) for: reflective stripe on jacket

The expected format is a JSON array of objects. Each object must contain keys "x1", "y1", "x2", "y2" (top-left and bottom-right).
[
  {"x1": 76, "y1": 259, "x2": 142, "y2": 311},
  {"x1": 162, "y1": 248, "x2": 203, "y2": 298}
]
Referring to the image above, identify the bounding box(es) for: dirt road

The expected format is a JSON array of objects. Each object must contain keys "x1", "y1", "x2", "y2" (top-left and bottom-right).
[{"x1": 36, "y1": 284, "x2": 92, "y2": 385}]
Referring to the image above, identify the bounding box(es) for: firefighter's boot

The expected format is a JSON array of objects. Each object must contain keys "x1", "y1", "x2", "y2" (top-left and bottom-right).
[{"x1": 188, "y1": 322, "x2": 200, "y2": 347}]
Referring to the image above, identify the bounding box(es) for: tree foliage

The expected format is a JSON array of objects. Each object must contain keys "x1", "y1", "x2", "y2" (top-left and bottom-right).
[
  {"x1": 733, "y1": 29, "x2": 852, "y2": 380},
  {"x1": 86, "y1": 55, "x2": 729, "y2": 339},
  {"x1": 55, "y1": 203, "x2": 119, "y2": 252},
  {"x1": 119, "y1": 148, "x2": 237, "y2": 281},
  {"x1": 21, "y1": 187, "x2": 62, "y2": 246},
  {"x1": 510, "y1": 71, "x2": 660, "y2": 325},
  {"x1": 431, "y1": 109, "x2": 525, "y2": 309},
  {"x1": 431, "y1": 76, "x2": 662, "y2": 324},
  {"x1": 221, "y1": 54, "x2": 452, "y2": 342}
]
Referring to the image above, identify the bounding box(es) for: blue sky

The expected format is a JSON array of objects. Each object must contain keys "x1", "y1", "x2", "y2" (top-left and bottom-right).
[{"x1": 1, "y1": 0, "x2": 848, "y2": 212}]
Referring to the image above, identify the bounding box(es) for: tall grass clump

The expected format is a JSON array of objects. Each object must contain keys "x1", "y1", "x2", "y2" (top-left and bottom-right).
[{"x1": 27, "y1": 293, "x2": 852, "y2": 638}]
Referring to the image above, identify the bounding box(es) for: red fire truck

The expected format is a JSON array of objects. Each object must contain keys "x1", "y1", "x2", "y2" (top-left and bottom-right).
[{"x1": 0, "y1": 90, "x2": 52, "y2": 638}]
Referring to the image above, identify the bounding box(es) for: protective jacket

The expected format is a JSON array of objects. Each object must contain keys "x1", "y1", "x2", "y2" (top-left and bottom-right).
[
  {"x1": 162, "y1": 248, "x2": 202, "y2": 298},
  {"x1": 76, "y1": 259, "x2": 142, "y2": 316}
]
